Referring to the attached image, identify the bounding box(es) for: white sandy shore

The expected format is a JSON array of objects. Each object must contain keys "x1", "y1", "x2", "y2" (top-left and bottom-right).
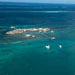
[{"x1": 6, "y1": 28, "x2": 50, "y2": 34}]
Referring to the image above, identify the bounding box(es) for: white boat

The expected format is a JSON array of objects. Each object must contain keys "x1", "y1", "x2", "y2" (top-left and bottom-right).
[
  {"x1": 45, "y1": 45, "x2": 50, "y2": 50},
  {"x1": 59, "y1": 45, "x2": 62, "y2": 48},
  {"x1": 50, "y1": 37, "x2": 55, "y2": 40},
  {"x1": 32, "y1": 35, "x2": 36, "y2": 38},
  {"x1": 25, "y1": 34, "x2": 31, "y2": 37},
  {"x1": 51, "y1": 30, "x2": 54, "y2": 33}
]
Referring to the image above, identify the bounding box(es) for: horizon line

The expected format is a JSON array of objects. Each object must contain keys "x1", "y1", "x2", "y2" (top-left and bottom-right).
[{"x1": 0, "y1": 1, "x2": 75, "y2": 5}]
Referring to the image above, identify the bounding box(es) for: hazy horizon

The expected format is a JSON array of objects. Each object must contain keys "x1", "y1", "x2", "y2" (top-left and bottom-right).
[{"x1": 0, "y1": 0, "x2": 75, "y2": 4}]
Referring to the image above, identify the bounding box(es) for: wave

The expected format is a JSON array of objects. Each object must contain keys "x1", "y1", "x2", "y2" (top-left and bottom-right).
[{"x1": 0, "y1": 11, "x2": 75, "y2": 13}]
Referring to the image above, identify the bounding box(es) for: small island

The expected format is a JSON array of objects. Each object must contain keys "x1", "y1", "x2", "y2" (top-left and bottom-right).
[{"x1": 6, "y1": 28, "x2": 50, "y2": 34}]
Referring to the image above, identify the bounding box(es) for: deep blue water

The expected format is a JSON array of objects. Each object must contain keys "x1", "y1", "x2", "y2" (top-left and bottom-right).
[{"x1": 0, "y1": 2, "x2": 75, "y2": 75}]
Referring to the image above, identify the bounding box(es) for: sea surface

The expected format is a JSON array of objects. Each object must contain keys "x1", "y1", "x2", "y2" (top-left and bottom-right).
[{"x1": 0, "y1": 2, "x2": 75, "y2": 75}]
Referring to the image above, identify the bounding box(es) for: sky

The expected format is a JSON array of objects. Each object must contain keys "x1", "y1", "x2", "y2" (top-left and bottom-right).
[{"x1": 0, "y1": 0, "x2": 75, "y2": 4}]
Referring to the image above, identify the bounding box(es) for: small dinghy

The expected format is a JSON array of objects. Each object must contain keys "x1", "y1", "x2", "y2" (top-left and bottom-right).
[
  {"x1": 59, "y1": 45, "x2": 62, "y2": 48},
  {"x1": 45, "y1": 45, "x2": 50, "y2": 50}
]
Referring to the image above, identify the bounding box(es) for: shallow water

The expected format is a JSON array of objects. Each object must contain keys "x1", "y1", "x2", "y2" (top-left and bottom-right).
[{"x1": 0, "y1": 25, "x2": 75, "y2": 75}]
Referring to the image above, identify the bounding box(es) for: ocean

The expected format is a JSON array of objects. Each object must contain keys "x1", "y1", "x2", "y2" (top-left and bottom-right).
[{"x1": 0, "y1": 2, "x2": 75, "y2": 75}]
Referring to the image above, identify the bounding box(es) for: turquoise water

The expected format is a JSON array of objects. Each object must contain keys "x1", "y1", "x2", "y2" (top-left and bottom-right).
[
  {"x1": 0, "y1": 3, "x2": 75, "y2": 75},
  {"x1": 0, "y1": 25, "x2": 75, "y2": 75}
]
